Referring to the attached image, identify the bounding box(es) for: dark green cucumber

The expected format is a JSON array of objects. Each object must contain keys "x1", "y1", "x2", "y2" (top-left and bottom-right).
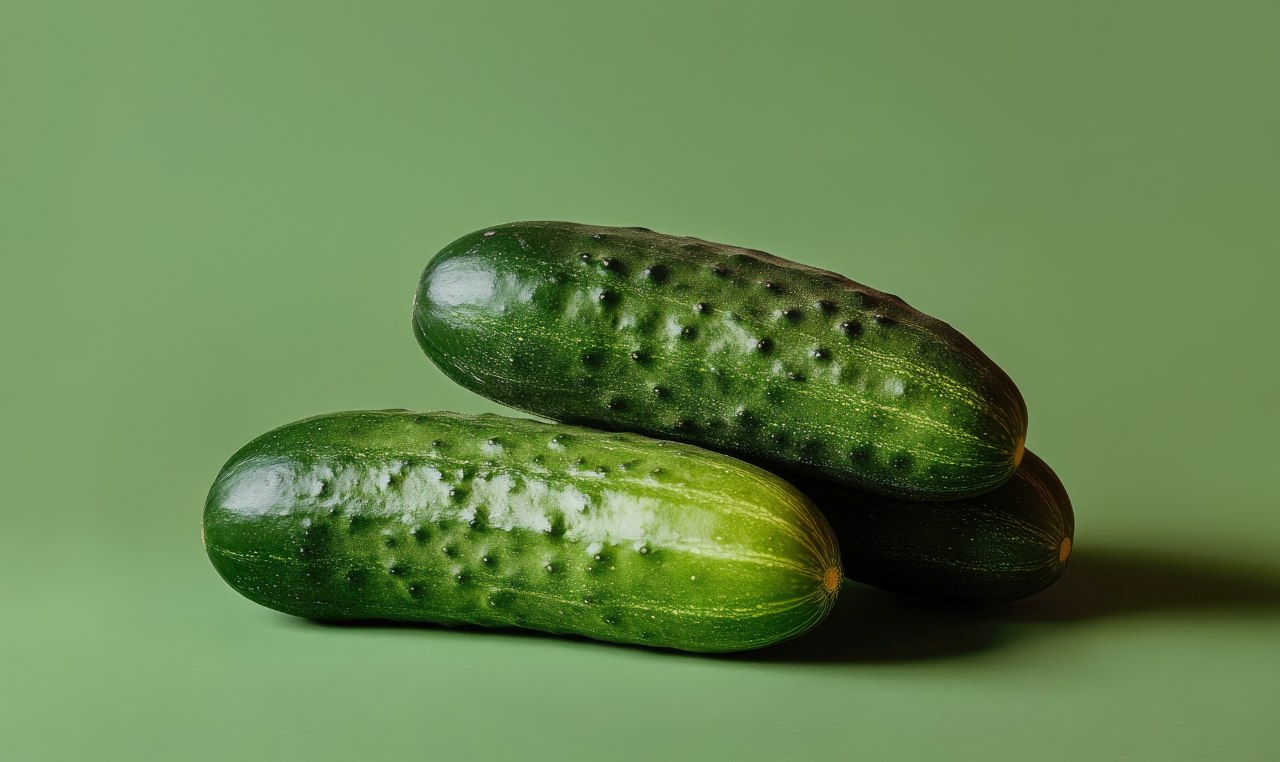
[
  {"x1": 203, "y1": 410, "x2": 842, "y2": 652},
  {"x1": 788, "y1": 450, "x2": 1073, "y2": 603},
  {"x1": 412, "y1": 221, "x2": 1026, "y2": 500}
]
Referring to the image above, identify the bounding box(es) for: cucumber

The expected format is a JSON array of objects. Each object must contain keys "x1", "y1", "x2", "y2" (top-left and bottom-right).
[
  {"x1": 412, "y1": 221, "x2": 1026, "y2": 500},
  {"x1": 203, "y1": 410, "x2": 842, "y2": 652},
  {"x1": 787, "y1": 450, "x2": 1073, "y2": 603}
]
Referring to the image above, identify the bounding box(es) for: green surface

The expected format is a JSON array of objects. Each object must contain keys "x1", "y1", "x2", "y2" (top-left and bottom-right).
[
  {"x1": 204, "y1": 410, "x2": 840, "y2": 651},
  {"x1": 1, "y1": 1, "x2": 1277, "y2": 760},
  {"x1": 414, "y1": 221, "x2": 1026, "y2": 499}
]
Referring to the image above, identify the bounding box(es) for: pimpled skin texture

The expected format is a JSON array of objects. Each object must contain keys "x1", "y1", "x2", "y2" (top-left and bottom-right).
[
  {"x1": 788, "y1": 451, "x2": 1073, "y2": 603},
  {"x1": 412, "y1": 222, "x2": 1027, "y2": 500},
  {"x1": 203, "y1": 410, "x2": 842, "y2": 653}
]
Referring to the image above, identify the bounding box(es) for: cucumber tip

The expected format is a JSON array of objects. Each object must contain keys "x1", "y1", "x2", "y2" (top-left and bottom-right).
[{"x1": 823, "y1": 567, "x2": 841, "y2": 594}]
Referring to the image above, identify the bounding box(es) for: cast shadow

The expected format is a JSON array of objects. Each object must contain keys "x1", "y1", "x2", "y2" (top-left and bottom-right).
[
  {"x1": 287, "y1": 545, "x2": 1280, "y2": 664},
  {"x1": 738, "y1": 545, "x2": 1280, "y2": 664}
]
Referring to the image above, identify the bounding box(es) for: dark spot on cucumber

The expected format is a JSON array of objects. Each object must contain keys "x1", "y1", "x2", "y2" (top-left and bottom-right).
[
  {"x1": 628, "y1": 350, "x2": 648, "y2": 364},
  {"x1": 641, "y1": 264, "x2": 669, "y2": 284},
  {"x1": 454, "y1": 571, "x2": 468, "y2": 584},
  {"x1": 779, "y1": 308, "x2": 801, "y2": 322},
  {"x1": 734, "y1": 408, "x2": 760, "y2": 430},
  {"x1": 345, "y1": 569, "x2": 367, "y2": 586},
  {"x1": 873, "y1": 314, "x2": 895, "y2": 326},
  {"x1": 579, "y1": 252, "x2": 592, "y2": 262},
  {"x1": 596, "y1": 290, "x2": 617, "y2": 306},
  {"x1": 675, "y1": 418, "x2": 696, "y2": 431},
  {"x1": 412, "y1": 526, "x2": 430, "y2": 542},
  {"x1": 761, "y1": 281, "x2": 781, "y2": 293},
  {"x1": 430, "y1": 439, "x2": 443, "y2": 447},
  {"x1": 408, "y1": 584, "x2": 424, "y2": 598},
  {"x1": 592, "y1": 232, "x2": 605, "y2": 240},
  {"x1": 383, "y1": 534, "x2": 397, "y2": 548},
  {"x1": 582, "y1": 596, "x2": 594, "y2": 605},
  {"x1": 816, "y1": 299, "x2": 837, "y2": 314},
  {"x1": 709, "y1": 264, "x2": 728, "y2": 277},
  {"x1": 600, "y1": 258, "x2": 623, "y2": 273},
  {"x1": 891, "y1": 453, "x2": 914, "y2": 471},
  {"x1": 787, "y1": 372, "x2": 806, "y2": 382},
  {"x1": 850, "y1": 291, "x2": 872, "y2": 308},
  {"x1": 603, "y1": 616, "x2": 618, "y2": 626},
  {"x1": 605, "y1": 397, "x2": 626, "y2": 410},
  {"x1": 388, "y1": 563, "x2": 405, "y2": 576},
  {"x1": 652, "y1": 385, "x2": 668, "y2": 399},
  {"x1": 838, "y1": 321, "x2": 863, "y2": 338},
  {"x1": 694, "y1": 301, "x2": 711, "y2": 314},
  {"x1": 650, "y1": 467, "x2": 664, "y2": 476},
  {"x1": 637, "y1": 545, "x2": 650, "y2": 555},
  {"x1": 849, "y1": 445, "x2": 874, "y2": 463},
  {"x1": 580, "y1": 350, "x2": 603, "y2": 368},
  {"x1": 448, "y1": 488, "x2": 466, "y2": 502},
  {"x1": 481, "y1": 555, "x2": 495, "y2": 566},
  {"x1": 442, "y1": 545, "x2": 457, "y2": 558},
  {"x1": 546, "y1": 512, "x2": 566, "y2": 537},
  {"x1": 810, "y1": 348, "x2": 830, "y2": 361},
  {"x1": 348, "y1": 515, "x2": 373, "y2": 534},
  {"x1": 754, "y1": 337, "x2": 773, "y2": 353}
]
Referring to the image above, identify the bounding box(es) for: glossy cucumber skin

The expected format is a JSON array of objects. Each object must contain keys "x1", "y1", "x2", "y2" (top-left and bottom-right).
[
  {"x1": 412, "y1": 222, "x2": 1027, "y2": 500},
  {"x1": 788, "y1": 450, "x2": 1073, "y2": 603},
  {"x1": 203, "y1": 410, "x2": 841, "y2": 652}
]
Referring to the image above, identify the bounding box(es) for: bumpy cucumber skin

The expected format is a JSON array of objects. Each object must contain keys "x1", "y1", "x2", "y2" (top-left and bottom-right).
[
  {"x1": 203, "y1": 410, "x2": 841, "y2": 653},
  {"x1": 788, "y1": 450, "x2": 1073, "y2": 603},
  {"x1": 412, "y1": 222, "x2": 1027, "y2": 500}
]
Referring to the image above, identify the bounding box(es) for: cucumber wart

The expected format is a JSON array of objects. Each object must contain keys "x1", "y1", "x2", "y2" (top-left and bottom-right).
[
  {"x1": 413, "y1": 221, "x2": 1027, "y2": 500},
  {"x1": 203, "y1": 410, "x2": 842, "y2": 652}
]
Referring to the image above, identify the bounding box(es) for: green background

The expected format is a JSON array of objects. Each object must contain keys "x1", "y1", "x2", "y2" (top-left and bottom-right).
[{"x1": 3, "y1": 1, "x2": 1277, "y2": 759}]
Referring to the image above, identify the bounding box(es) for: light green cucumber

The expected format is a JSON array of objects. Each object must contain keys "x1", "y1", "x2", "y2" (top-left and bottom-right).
[{"x1": 203, "y1": 410, "x2": 842, "y2": 652}]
